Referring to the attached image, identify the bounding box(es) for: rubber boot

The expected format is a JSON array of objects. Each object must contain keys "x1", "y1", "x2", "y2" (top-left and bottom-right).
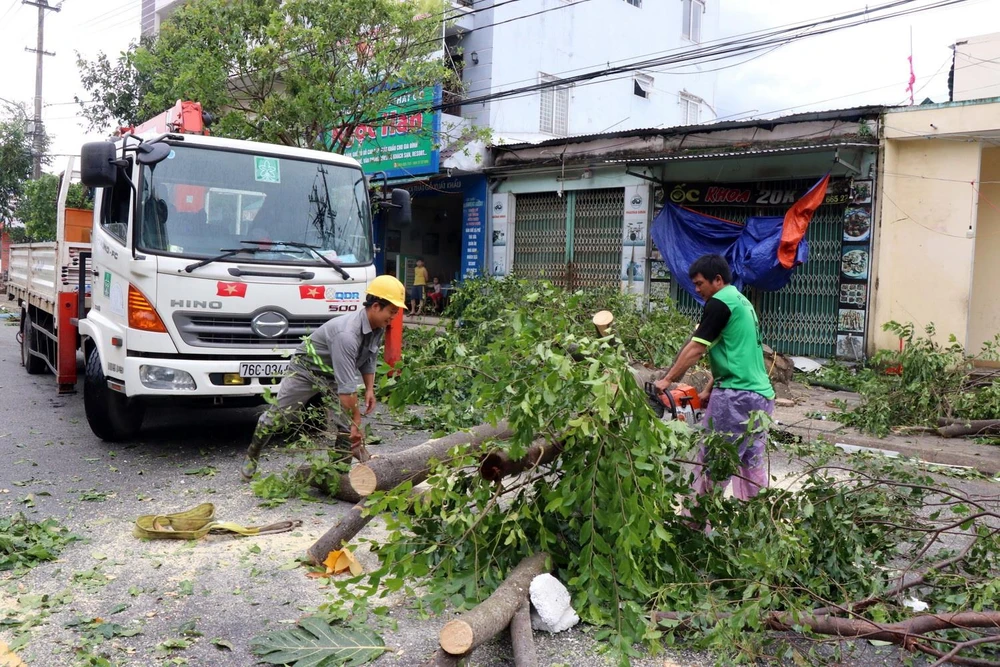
[{"x1": 240, "y1": 431, "x2": 272, "y2": 481}]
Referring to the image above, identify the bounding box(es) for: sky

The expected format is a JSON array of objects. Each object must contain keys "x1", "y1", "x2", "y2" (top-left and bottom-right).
[{"x1": 0, "y1": 0, "x2": 997, "y2": 170}]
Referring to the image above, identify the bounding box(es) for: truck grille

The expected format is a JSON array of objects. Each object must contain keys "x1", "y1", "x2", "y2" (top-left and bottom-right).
[{"x1": 173, "y1": 312, "x2": 333, "y2": 348}]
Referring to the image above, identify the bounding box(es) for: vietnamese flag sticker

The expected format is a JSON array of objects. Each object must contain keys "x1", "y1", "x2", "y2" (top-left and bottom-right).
[
  {"x1": 299, "y1": 285, "x2": 325, "y2": 300},
  {"x1": 217, "y1": 281, "x2": 247, "y2": 297}
]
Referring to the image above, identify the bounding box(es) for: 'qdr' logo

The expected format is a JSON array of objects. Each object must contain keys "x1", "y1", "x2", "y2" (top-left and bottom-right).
[{"x1": 325, "y1": 288, "x2": 360, "y2": 301}]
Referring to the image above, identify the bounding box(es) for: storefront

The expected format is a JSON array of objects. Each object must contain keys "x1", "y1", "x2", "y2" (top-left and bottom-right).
[
  {"x1": 489, "y1": 169, "x2": 651, "y2": 299},
  {"x1": 342, "y1": 85, "x2": 490, "y2": 291},
  {"x1": 489, "y1": 106, "x2": 884, "y2": 358}
]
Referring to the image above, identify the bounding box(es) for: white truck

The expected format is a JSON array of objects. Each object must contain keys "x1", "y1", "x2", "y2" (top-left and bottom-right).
[{"x1": 7, "y1": 101, "x2": 410, "y2": 441}]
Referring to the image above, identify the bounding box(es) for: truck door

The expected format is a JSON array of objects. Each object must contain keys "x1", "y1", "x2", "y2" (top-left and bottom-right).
[{"x1": 88, "y1": 156, "x2": 136, "y2": 380}]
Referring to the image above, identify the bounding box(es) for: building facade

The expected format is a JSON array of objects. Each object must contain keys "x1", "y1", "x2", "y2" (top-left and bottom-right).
[
  {"x1": 488, "y1": 108, "x2": 882, "y2": 359},
  {"x1": 139, "y1": 0, "x2": 721, "y2": 289},
  {"x1": 874, "y1": 97, "x2": 1000, "y2": 357}
]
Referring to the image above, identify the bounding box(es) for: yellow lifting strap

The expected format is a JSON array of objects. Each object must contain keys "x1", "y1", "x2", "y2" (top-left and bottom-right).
[{"x1": 133, "y1": 503, "x2": 301, "y2": 540}]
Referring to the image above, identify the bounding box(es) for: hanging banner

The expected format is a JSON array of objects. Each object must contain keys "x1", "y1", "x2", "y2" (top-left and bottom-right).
[{"x1": 342, "y1": 86, "x2": 442, "y2": 178}]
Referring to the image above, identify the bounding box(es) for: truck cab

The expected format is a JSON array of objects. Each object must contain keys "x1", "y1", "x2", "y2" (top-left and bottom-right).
[{"x1": 69, "y1": 104, "x2": 408, "y2": 441}]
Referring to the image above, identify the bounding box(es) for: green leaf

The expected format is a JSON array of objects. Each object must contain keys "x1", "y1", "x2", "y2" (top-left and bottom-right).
[{"x1": 250, "y1": 616, "x2": 386, "y2": 666}]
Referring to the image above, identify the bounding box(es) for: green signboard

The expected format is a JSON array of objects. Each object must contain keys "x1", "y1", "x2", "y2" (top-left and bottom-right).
[{"x1": 342, "y1": 86, "x2": 442, "y2": 178}]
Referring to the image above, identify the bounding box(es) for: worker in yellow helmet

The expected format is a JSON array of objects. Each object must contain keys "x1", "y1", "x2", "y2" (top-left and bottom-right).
[{"x1": 240, "y1": 275, "x2": 407, "y2": 479}]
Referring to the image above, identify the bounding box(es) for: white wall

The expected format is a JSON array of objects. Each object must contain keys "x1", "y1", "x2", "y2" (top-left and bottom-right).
[
  {"x1": 954, "y1": 32, "x2": 1000, "y2": 102},
  {"x1": 484, "y1": 0, "x2": 719, "y2": 143}
]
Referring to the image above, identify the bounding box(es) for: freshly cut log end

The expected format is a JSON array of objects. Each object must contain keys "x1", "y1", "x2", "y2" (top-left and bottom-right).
[
  {"x1": 439, "y1": 620, "x2": 475, "y2": 656},
  {"x1": 592, "y1": 310, "x2": 614, "y2": 336},
  {"x1": 349, "y1": 465, "x2": 378, "y2": 496}
]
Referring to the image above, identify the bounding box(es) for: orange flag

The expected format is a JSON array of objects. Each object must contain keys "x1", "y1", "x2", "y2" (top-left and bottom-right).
[{"x1": 777, "y1": 174, "x2": 830, "y2": 269}]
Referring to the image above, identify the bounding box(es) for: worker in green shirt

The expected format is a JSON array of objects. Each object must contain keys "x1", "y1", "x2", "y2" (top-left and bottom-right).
[{"x1": 655, "y1": 254, "x2": 775, "y2": 500}]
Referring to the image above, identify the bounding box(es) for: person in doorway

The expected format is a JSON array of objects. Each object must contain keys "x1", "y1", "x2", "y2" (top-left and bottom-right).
[
  {"x1": 428, "y1": 276, "x2": 444, "y2": 313},
  {"x1": 654, "y1": 254, "x2": 775, "y2": 500},
  {"x1": 240, "y1": 275, "x2": 407, "y2": 479},
  {"x1": 410, "y1": 258, "x2": 429, "y2": 314}
]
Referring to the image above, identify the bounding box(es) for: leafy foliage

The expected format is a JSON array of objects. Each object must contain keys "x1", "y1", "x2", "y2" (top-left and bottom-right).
[
  {"x1": 76, "y1": 0, "x2": 458, "y2": 152},
  {"x1": 13, "y1": 174, "x2": 59, "y2": 242},
  {"x1": 0, "y1": 514, "x2": 79, "y2": 575},
  {"x1": 250, "y1": 616, "x2": 386, "y2": 666},
  {"x1": 0, "y1": 110, "x2": 34, "y2": 222},
  {"x1": 833, "y1": 322, "x2": 1000, "y2": 436},
  {"x1": 316, "y1": 281, "x2": 1000, "y2": 664}
]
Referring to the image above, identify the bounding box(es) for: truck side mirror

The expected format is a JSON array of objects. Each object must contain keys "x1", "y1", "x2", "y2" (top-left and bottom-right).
[
  {"x1": 386, "y1": 188, "x2": 411, "y2": 226},
  {"x1": 81, "y1": 142, "x2": 118, "y2": 188}
]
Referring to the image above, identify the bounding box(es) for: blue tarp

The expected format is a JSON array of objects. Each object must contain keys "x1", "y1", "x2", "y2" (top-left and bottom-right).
[{"x1": 650, "y1": 204, "x2": 809, "y2": 304}]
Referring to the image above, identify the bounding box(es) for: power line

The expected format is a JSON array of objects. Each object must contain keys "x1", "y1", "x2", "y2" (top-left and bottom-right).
[{"x1": 395, "y1": 0, "x2": 972, "y2": 122}]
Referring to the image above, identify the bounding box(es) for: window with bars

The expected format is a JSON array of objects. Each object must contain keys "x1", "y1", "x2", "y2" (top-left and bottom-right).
[
  {"x1": 539, "y1": 73, "x2": 569, "y2": 136},
  {"x1": 624, "y1": 0, "x2": 641, "y2": 6},
  {"x1": 682, "y1": 0, "x2": 705, "y2": 42},
  {"x1": 679, "y1": 93, "x2": 701, "y2": 125},
  {"x1": 634, "y1": 73, "x2": 653, "y2": 99}
]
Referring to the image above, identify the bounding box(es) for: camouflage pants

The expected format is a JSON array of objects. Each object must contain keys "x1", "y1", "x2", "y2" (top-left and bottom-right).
[{"x1": 254, "y1": 365, "x2": 352, "y2": 452}]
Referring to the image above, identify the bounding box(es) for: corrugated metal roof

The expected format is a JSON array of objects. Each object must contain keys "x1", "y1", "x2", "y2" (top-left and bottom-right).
[
  {"x1": 491, "y1": 104, "x2": 888, "y2": 151},
  {"x1": 603, "y1": 142, "x2": 872, "y2": 164}
]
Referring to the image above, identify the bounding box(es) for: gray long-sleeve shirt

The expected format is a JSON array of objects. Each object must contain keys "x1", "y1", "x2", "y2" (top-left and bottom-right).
[{"x1": 291, "y1": 309, "x2": 384, "y2": 394}]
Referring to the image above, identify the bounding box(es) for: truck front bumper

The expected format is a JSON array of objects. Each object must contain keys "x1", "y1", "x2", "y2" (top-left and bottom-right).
[{"x1": 121, "y1": 355, "x2": 286, "y2": 399}]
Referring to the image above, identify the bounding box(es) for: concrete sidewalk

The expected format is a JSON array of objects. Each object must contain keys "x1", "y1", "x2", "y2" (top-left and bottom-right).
[{"x1": 775, "y1": 382, "x2": 1000, "y2": 475}]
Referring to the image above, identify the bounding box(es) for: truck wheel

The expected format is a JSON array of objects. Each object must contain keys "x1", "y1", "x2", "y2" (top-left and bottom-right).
[
  {"x1": 21, "y1": 311, "x2": 48, "y2": 375},
  {"x1": 84, "y1": 347, "x2": 145, "y2": 442}
]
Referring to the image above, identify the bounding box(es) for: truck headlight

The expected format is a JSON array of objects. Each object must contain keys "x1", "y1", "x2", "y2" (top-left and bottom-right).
[{"x1": 139, "y1": 365, "x2": 197, "y2": 391}]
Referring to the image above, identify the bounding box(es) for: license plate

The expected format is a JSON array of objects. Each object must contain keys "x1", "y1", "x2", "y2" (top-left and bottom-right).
[{"x1": 239, "y1": 362, "x2": 289, "y2": 378}]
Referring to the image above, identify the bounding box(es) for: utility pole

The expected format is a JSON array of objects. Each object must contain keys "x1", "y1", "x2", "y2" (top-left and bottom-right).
[{"x1": 23, "y1": 0, "x2": 59, "y2": 179}]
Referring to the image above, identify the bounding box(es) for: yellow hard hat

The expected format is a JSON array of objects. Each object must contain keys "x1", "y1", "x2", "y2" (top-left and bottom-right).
[{"x1": 367, "y1": 274, "x2": 407, "y2": 309}]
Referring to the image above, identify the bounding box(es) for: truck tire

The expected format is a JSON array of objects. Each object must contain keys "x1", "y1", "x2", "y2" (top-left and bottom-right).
[
  {"x1": 21, "y1": 311, "x2": 48, "y2": 375},
  {"x1": 84, "y1": 347, "x2": 145, "y2": 442}
]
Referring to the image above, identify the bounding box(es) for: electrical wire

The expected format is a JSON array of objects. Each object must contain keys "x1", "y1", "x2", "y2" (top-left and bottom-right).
[{"x1": 365, "y1": 0, "x2": 972, "y2": 122}]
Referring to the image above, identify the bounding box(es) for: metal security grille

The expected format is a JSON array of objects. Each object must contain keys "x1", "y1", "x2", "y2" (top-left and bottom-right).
[
  {"x1": 512, "y1": 192, "x2": 568, "y2": 285},
  {"x1": 754, "y1": 205, "x2": 841, "y2": 357},
  {"x1": 572, "y1": 189, "x2": 623, "y2": 288},
  {"x1": 667, "y1": 179, "x2": 845, "y2": 358}
]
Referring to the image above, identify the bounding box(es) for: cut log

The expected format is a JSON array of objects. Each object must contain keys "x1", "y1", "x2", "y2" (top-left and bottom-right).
[
  {"x1": 350, "y1": 421, "x2": 512, "y2": 496},
  {"x1": 480, "y1": 439, "x2": 564, "y2": 483},
  {"x1": 306, "y1": 487, "x2": 429, "y2": 566},
  {"x1": 510, "y1": 599, "x2": 538, "y2": 667},
  {"x1": 628, "y1": 364, "x2": 713, "y2": 395},
  {"x1": 439, "y1": 552, "x2": 549, "y2": 656},
  {"x1": 937, "y1": 420, "x2": 1000, "y2": 438},
  {"x1": 306, "y1": 502, "x2": 373, "y2": 566},
  {"x1": 592, "y1": 310, "x2": 614, "y2": 337},
  {"x1": 294, "y1": 464, "x2": 362, "y2": 504}
]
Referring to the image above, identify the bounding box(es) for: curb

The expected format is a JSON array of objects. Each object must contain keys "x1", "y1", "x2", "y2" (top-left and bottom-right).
[{"x1": 783, "y1": 425, "x2": 1000, "y2": 476}]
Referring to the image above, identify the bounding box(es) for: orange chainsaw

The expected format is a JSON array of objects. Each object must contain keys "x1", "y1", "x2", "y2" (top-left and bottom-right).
[{"x1": 644, "y1": 382, "x2": 704, "y2": 424}]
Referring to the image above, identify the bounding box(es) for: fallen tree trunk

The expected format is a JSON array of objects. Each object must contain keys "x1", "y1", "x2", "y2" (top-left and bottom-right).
[
  {"x1": 350, "y1": 421, "x2": 512, "y2": 496},
  {"x1": 306, "y1": 487, "x2": 428, "y2": 565},
  {"x1": 480, "y1": 439, "x2": 564, "y2": 483},
  {"x1": 936, "y1": 420, "x2": 1000, "y2": 438},
  {"x1": 439, "y1": 552, "x2": 549, "y2": 656},
  {"x1": 652, "y1": 610, "x2": 1000, "y2": 664},
  {"x1": 510, "y1": 599, "x2": 538, "y2": 667}
]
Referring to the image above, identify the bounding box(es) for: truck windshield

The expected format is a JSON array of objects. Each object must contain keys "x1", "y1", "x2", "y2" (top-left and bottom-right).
[{"x1": 138, "y1": 144, "x2": 372, "y2": 266}]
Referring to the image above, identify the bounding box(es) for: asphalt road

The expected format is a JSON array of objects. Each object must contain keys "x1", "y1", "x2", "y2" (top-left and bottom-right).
[
  {"x1": 1, "y1": 319, "x2": 995, "y2": 667},
  {"x1": 0, "y1": 320, "x2": 722, "y2": 667}
]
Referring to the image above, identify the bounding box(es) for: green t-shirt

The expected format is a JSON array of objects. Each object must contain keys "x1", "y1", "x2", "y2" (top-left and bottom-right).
[{"x1": 691, "y1": 285, "x2": 775, "y2": 399}]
